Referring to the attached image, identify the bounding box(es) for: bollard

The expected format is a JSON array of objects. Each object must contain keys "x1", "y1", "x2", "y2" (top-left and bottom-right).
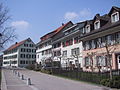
[
  {"x1": 27, "y1": 78, "x2": 31, "y2": 85},
  {"x1": 21, "y1": 74, "x2": 24, "y2": 80},
  {"x1": 12, "y1": 69, "x2": 14, "y2": 73},
  {"x1": 15, "y1": 71, "x2": 17, "y2": 75},
  {"x1": 18, "y1": 72, "x2": 20, "y2": 77}
]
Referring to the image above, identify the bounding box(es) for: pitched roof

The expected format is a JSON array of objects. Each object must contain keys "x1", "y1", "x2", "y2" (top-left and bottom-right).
[
  {"x1": 108, "y1": 6, "x2": 120, "y2": 15},
  {"x1": 40, "y1": 21, "x2": 72, "y2": 41},
  {"x1": 52, "y1": 21, "x2": 73, "y2": 37},
  {"x1": 5, "y1": 38, "x2": 28, "y2": 52}
]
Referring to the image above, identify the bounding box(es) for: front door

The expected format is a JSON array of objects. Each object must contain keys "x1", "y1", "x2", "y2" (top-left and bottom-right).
[{"x1": 117, "y1": 55, "x2": 120, "y2": 69}]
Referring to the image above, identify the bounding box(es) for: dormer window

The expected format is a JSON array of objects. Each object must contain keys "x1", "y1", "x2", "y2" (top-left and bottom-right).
[
  {"x1": 85, "y1": 25, "x2": 90, "y2": 33},
  {"x1": 94, "y1": 20, "x2": 100, "y2": 29},
  {"x1": 111, "y1": 12, "x2": 119, "y2": 22}
]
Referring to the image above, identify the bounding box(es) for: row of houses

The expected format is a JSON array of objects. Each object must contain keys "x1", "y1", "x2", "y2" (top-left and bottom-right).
[{"x1": 3, "y1": 6, "x2": 120, "y2": 72}]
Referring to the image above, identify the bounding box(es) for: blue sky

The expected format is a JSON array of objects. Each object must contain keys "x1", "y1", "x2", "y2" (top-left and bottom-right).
[{"x1": 0, "y1": 0, "x2": 120, "y2": 46}]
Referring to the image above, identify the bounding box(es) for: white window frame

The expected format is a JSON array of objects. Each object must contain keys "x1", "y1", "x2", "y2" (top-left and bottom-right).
[
  {"x1": 111, "y1": 12, "x2": 119, "y2": 23},
  {"x1": 85, "y1": 25, "x2": 90, "y2": 33},
  {"x1": 63, "y1": 50, "x2": 67, "y2": 57},
  {"x1": 94, "y1": 20, "x2": 100, "y2": 29}
]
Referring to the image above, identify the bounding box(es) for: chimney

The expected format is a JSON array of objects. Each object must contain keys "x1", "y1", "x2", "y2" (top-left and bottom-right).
[
  {"x1": 15, "y1": 42, "x2": 18, "y2": 44},
  {"x1": 96, "y1": 13, "x2": 100, "y2": 17},
  {"x1": 0, "y1": 33, "x2": 2, "y2": 37},
  {"x1": 62, "y1": 23, "x2": 64, "y2": 26}
]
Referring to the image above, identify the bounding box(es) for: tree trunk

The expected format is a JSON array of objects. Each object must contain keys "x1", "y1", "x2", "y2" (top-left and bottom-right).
[{"x1": 106, "y1": 46, "x2": 113, "y2": 80}]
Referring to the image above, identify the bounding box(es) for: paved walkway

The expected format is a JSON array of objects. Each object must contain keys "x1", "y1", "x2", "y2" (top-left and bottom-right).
[
  {"x1": 1, "y1": 69, "x2": 32, "y2": 90},
  {"x1": 1, "y1": 68, "x2": 114, "y2": 90}
]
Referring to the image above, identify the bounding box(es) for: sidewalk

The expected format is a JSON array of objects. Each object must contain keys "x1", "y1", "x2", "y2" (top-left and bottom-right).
[{"x1": 1, "y1": 69, "x2": 33, "y2": 90}]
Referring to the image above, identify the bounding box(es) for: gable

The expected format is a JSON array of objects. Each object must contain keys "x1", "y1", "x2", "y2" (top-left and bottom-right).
[{"x1": 109, "y1": 6, "x2": 120, "y2": 16}]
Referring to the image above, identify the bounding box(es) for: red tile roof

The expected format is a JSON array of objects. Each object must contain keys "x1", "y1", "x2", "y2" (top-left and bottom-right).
[
  {"x1": 5, "y1": 39, "x2": 28, "y2": 52},
  {"x1": 40, "y1": 21, "x2": 72, "y2": 41}
]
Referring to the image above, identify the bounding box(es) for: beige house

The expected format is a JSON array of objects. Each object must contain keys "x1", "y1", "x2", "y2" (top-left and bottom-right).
[{"x1": 80, "y1": 6, "x2": 120, "y2": 72}]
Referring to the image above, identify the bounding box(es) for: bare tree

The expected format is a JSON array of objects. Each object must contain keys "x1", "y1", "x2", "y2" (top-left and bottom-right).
[
  {"x1": 103, "y1": 41, "x2": 117, "y2": 80},
  {"x1": 86, "y1": 52, "x2": 96, "y2": 72},
  {"x1": 0, "y1": 3, "x2": 16, "y2": 50},
  {"x1": 97, "y1": 37, "x2": 119, "y2": 80}
]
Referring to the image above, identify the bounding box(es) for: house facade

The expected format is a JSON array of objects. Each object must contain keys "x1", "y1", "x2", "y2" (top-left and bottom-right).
[
  {"x1": 36, "y1": 31, "x2": 56, "y2": 67},
  {"x1": 80, "y1": 6, "x2": 120, "y2": 72},
  {"x1": 3, "y1": 38, "x2": 36, "y2": 67},
  {"x1": 52, "y1": 22, "x2": 85, "y2": 68},
  {"x1": 36, "y1": 21, "x2": 73, "y2": 67}
]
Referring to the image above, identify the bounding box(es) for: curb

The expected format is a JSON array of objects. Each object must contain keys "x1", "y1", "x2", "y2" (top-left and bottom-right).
[{"x1": 1, "y1": 69, "x2": 7, "y2": 90}]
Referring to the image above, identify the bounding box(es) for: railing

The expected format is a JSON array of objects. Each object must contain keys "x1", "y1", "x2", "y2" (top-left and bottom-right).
[{"x1": 50, "y1": 68, "x2": 120, "y2": 84}]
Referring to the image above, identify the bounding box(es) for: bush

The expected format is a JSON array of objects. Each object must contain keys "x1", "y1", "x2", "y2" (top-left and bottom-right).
[
  {"x1": 100, "y1": 76, "x2": 120, "y2": 89},
  {"x1": 25, "y1": 64, "x2": 35, "y2": 70},
  {"x1": 40, "y1": 69, "x2": 52, "y2": 74}
]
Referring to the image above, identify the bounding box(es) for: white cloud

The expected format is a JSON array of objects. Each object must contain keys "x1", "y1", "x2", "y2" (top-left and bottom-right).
[
  {"x1": 64, "y1": 12, "x2": 78, "y2": 20},
  {"x1": 64, "y1": 8, "x2": 92, "y2": 21},
  {"x1": 11, "y1": 20, "x2": 29, "y2": 30},
  {"x1": 79, "y1": 8, "x2": 92, "y2": 17}
]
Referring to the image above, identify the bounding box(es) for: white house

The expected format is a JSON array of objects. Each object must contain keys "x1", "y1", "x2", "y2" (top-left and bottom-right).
[
  {"x1": 36, "y1": 21, "x2": 73, "y2": 67},
  {"x1": 52, "y1": 22, "x2": 85, "y2": 68},
  {"x1": 3, "y1": 38, "x2": 36, "y2": 67}
]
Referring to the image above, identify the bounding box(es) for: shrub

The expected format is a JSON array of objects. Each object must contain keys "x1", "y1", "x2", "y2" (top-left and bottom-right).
[
  {"x1": 41, "y1": 69, "x2": 52, "y2": 74},
  {"x1": 100, "y1": 76, "x2": 120, "y2": 89},
  {"x1": 25, "y1": 64, "x2": 35, "y2": 70}
]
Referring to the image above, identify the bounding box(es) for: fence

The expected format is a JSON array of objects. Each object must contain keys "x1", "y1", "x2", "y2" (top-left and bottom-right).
[{"x1": 51, "y1": 68, "x2": 120, "y2": 84}]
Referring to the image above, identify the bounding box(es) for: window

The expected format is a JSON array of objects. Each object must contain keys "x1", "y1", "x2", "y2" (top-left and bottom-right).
[
  {"x1": 26, "y1": 61, "x2": 28, "y2": 64},
  {"x1": 21, "y1": 61, "x2": 25, "y2": 64},
  {"x1": 62, "y1": 42, "x2": 65, "y2": 47},
  {"x1": 42, "y1": 51, "x2": 44, "y2": 55},
  {"x1": 26, "y1": 54, "x2": 31, "y2": 58},
  {"x1": 71, "y1": 48, "x2": 79, "y2": 55},
  {"x1": 12, "y1": 61, "x2": 17, "y2": 64},
  {"x1": 63, "y1": 50, "x2": 67, "y2": 57},
  {"x1": 85, "y1": 25, "x2": 90, "y2": 33},
  {"x1": 53, "y1": 51, "x2": 61, "y2": 56},
  {"x1": 85, "y1": 57, "x2": 90, "y2": 66},
  {"x1": 111, "y1": 12, "x2": 119, "y2": 22},
  {"x1": 21, "y1": 48, "x2": 23, "y2": 52},
  {"x1": 32, "y1": 54, "x2": 36, "y2": 58},
  {"x1": 106, "y1": 35, "x2": 112, "y2": 45},
  {"x1": 32, "y1": 49, "x2": 36, "y2": 53},
  {"x1": 74, "y1": 36, "x2": 80, "y2": 44},
  {"x1": 57, "y1": 51, "x2": 61, "y2": 56},
  {"x1": 94, "y1": 21, "x2": 100, "y2": 29},
  {"x1": 91, "y1": 40, "x2": 95, "y2": 49},
  {"x1": 21, "y1": 54, "x2": 23, "y2": 58},
  {"x1": 86, "y1": 41, "x2": 90, "y2": 50},
  {"x1": 97, "y1": 38, "x2": 102, "y2": 48},
  {"x1": 4, "y1": 61, "x2": 9, "y2": 64},
  {"x1": 96, "y1": 56, "x2": 106, "y2": 66},
  {"x1": 37, "y1": 55, "x2": 39, "y2": 58},
  {"x1": 83, "y1": 42, "x2": 86, "y2": 50},
  {"x1": 116, "y1": 32, "x2": 120, "y2": 43},
  {"x1": 57, "y1": 42, "x2": 61, "y2": 47},
  {"x1": 54, "y1": 51, "x2": 57, "y2": 56}
]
